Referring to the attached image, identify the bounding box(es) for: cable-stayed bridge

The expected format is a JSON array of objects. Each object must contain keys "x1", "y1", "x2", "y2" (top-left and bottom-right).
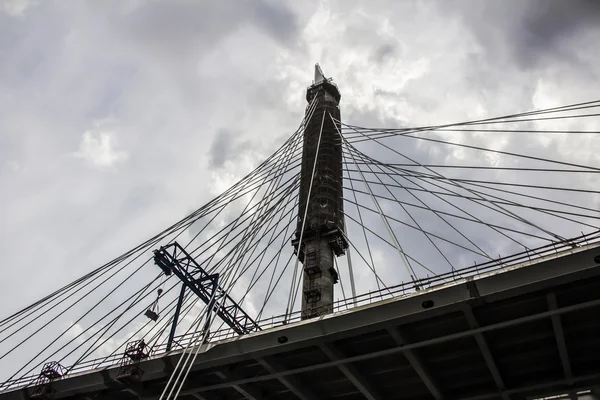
[{"x1": 1, "y1": 66, "x2": 600, "y2": 400}]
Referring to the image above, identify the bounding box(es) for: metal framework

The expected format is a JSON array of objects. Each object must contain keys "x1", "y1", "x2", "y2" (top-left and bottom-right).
[
  {"x1": 29, "y1": 362, "x2": 65, "y2": 400},
  {"x1": 115, "y1": 339, "x2": 150, "y2": 385},
  {"x1": 153, "y1": 242, "x2": 260, "y2": 343}
]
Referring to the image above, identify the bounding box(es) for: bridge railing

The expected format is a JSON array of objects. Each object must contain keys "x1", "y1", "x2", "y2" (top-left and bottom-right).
[{"x1": 2, "y1": 231, "x2": 598, "y2": 392}]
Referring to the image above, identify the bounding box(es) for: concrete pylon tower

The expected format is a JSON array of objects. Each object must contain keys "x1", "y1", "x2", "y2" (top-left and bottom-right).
[{"x1": 293, "y1": 64, "x2": 348, "y2": 320}]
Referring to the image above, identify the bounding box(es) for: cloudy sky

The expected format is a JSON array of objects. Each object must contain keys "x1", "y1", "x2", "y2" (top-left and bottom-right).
[{"x1": 1, "y1": 0, "x2": 600, "y2": 329}]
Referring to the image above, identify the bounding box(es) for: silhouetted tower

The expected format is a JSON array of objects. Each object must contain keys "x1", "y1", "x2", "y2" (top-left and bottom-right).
[{"x1": 293, "y1": 65, "x2": 348, "y2": 320}]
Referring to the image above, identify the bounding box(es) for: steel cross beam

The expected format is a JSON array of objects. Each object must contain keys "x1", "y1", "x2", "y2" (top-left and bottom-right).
[
  {"x1": 214, "y1": 369, "x2": 265, "y2": 400},
  {"x1": 319, "y1": 343, "x2": 381, "y2": 400},
  {"x1": 547, "y1": 293, "x2": 573, "y2": 385},
  {"x1": 385, "y1": 325, "x2": 443, "y2": 400},
  {"x1": 153, "y1": 242, "x2": 261, "y2": 336},
  {"x1": 256, "y1": 357, "x2": 317, "y2": 400},
  {"x1": 461, "y1": 303, "x2": 510, "y2": 400}
]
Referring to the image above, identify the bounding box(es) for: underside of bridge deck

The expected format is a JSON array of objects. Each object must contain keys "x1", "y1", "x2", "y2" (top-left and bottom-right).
[{"x1": 3, "y1": 242, "x2": 600, "y2": 400}]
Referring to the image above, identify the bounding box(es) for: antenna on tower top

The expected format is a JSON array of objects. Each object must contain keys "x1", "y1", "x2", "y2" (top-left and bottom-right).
[{"x1": 314, "y1": 63, "x2": 326, "y2": 84}]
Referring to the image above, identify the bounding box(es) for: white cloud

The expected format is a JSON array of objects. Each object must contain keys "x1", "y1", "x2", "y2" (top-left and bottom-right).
[
  {"x1": 73, "y1": 127, "x2": 128, "y2": 170},
  {"x1": 1, "y1": 0, "x2": 38, "y2": 17},
  {"x1": 1, "y1": 0, "x2": 599, "y2": 383}
]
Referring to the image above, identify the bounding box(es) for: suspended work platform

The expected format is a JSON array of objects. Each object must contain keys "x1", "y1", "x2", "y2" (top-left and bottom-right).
[{"x1": 2, "y1": 237, "x2": 600, "y2": 400}]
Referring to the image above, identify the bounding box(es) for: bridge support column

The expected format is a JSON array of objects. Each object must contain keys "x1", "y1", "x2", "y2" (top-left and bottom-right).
[{"x1": 294, "y1": 65, "x2": 347, "y2": 320}]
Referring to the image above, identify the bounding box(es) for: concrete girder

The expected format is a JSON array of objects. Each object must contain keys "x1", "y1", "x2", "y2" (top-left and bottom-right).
[
  {"x1": 319, "y1": 343, "x2": 381, "y2": 400},
  {"x1": 547, "y1": 293, "x2": 574, "y2": 385},
  {"x1": 256, "y1": 357, "x2": 317, "y2": 400},
  {"x1": 214, "y1": 369, "x2": 265, "y2": 400},
  {"x1": 385, "y1": 325, "x2": 443, "y2": 400}
]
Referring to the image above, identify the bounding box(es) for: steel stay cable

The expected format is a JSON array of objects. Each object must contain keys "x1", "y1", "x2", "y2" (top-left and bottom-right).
[
  {"x1": 183, "y1": 142, "x2": 298, "y2": 254},
  {"x1": 336, "y1": 223, "x2": 395, "y2": 293},
  {"x1": 189, "y1": 179, "x2": 301, "y2": 282},
  {"x1": 0, "y1": 256, "x2": 151, "y2": 364},
  {"x1": 435, "y1": 178, "x2": 600, "y2": 229},
  {"x1": 255, "y1": 154, "x2": 306, "y2": 320},
  {"x1": 3, "y1": 266, "x2": 160, "y2": 385},
  {"x1": 249, "y1": 194, "x2": 299, "y2": 319},
  {"x1": 343, "y1": 139, "x2": 575, "y2": 241},
  {"x1": 349, "y1": 167, "x2": 533, "y2": 252},
  {"x1": 289, "y1": 262, "x2": 304, "y2": 317},
  {"x1": 218, "y1": 135, "x2": 303, "y2": 310},
  {"x1": 0, "y1": 144, "x2": 299, "y2": 331},
  {"x1": 343, "y1": 173, "x2": 600, "y2": 219},
  {"x1": 185, "y1": 167, "x2": 302, "y2": 264},
  {"x1": 0, "y1": 256, "x2": 128, "y2": 343},
  {"x1": 257, "y1": 250, "x2": 296, "y2": 320},
  {"x1": 342, "y1": 211, "x2": 443, "y2": 278},
  {"x1": 337, "y1": 117, "x2": 419, "y2": 282},
  {"x1": 203, "y1": 179, "x2": 301, "y2": 305},
  {"x1": 341, "y1": 150, "x2": 561, "y2": 242},
  {"x1": 387, "y1": 170, "x2": 600, "y2": 195},
  {"x1": 201, "y1": 186, "x2": 301, "y2": 336},
  {"x1": 342, "y1": 131, "x2": 566, "y2": 244},
  {"x1": 342, "y1": 136, "x2": 547, "y2": 252},
  {"x1": 257, "y1": 215, "x2": 298, "y2": 320},
  {"x1": 219, "y1": 129, "x2": 303, "y2": 283},
  {"x1": 340, "y1": 103, "x2": 600, "y2": 140},
  {"x1": 339, "y1": 100, "x2": 600, "y2": 140},
  {"x1": 160, "y1": 128, "x2": 310, "y2": 400},
  {"x1": 345, "y1": 159, "x2": 493, "y2": 260},
  {"x1": 226, "y1": 190, "x2": 299, "y2": 315},
  {"x1": 379, "y1": 167, "x2": 588, "y2": 239},
  {"x1": 159, "y1": 280, "x2": 220, "y2": 400},
  {"x1": 1, "y1": 108, "x2": 310, "y2": 385},
  {"x1": 213, "y1": 161, "x2": 300, "y2": 293},
  {"x1": 158, "y1": 181, "x2": 301, "y2": 347},
  {"x1": 6, "y1": 272, "x2": 162, "y2": 382},
  {"x1": 341, "y1": 146, "x2": 554, "y2": 249},
  {"x1": 345, "y1": 100, "x2": 600, "y2": 133},
  {"x1": 69, "y1": 184, "x2": 292, "y2": 368},
  {"x1": 89, "y1": 291, "x2": 196, "y2": 369},
  {"x1": 343, "y1": 220, "x2": 358, "y2": 305},
  {"x1": 341, "y1": 151, "x2": 382, "y2": 291},
  {"x1": 69, "y1": 177, "x2": 302, "y2": 370},
  {"x1": 351, "y1": 161, "x2": 600, "y2": 229},
  {"x1": 341, "y1": 196, "x2": 494, "y2": 256},
  {"x1": 342, "y1": 176, "x2": 600, "y2": 232},
  {"x1": 183, "y1": 132, "x2": 301, "y2": 250},
  {"x1": 166, "y1": 190, "x2": 299, "y2": 400},
  {"x1": 9, "y1": 97, "x2": 593, "y2": 332},
  {"x1": 345, "y1": 142, "x2": 457, "y2": 271},
  {"x1": 203, "y1": 196, "x2": 300, "y2": 337},
  {"x1": 242, "y1": 99, "x2": 318, "y2": 321},
  {"x1": 7, "y1": 186, "x2": 270, "y2": 381},
  {"x1": 344, "y1": 112, "x2": 600, "y2": 139},
  {"x1": 341, "y1": 150, "x2": 600, "y2": 225},
  {"x1": 347, "y1": 161, "x2": 600, "y2": 174},
  {"x1": 406, "y1": 128, "x2": 600, "y2": 135},
  {"x1": 63, "y1": 272, "x2": 167, "y2": 370},
  {"x1": 343, "y1": 121, "x2": 600, "y2": 173}
]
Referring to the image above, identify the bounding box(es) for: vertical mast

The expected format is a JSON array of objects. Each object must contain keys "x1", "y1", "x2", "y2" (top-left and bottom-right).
[{"x1": 293, "y1": 64, "x2": 348, "y2": 320}]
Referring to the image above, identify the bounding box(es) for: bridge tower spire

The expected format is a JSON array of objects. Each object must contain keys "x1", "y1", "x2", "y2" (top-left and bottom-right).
[{"x1": 293, "y1": 64, "x2": 348, "y2": 320}]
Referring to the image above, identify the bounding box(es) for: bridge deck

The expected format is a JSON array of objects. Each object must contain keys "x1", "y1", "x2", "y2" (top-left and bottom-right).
[{"x1": 3, "y1": 241, "x2": 600, "y2": 400}]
